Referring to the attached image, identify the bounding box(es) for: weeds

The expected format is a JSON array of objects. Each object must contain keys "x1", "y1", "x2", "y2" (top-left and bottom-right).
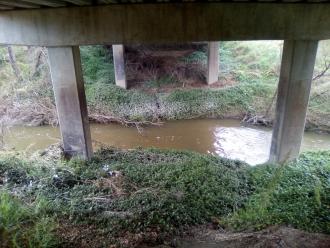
[
  {"x1": 0, "y1": 191, "x2": 57, "y2": 248},
  {"x1": 159, "y1": 82, "x2": 268, "y2": 119},
  {"x1": 86, "y1": 84, "x2": 159, "y2": 123},
  {"x1": 226, "y1": 151, "x2": 330, "y2": 233},
  {"x1": 0, "y1": 149, "x2": 329, "y2": 247},
  {"x1": 80, "y1": 45, "x2": 115, "y2": 85}
]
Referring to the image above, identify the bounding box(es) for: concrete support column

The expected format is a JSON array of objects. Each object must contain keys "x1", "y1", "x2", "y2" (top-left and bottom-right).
[
  {"x1": 269, "y1": 40, "x2": 318, "y2": 164},
  {"x1": 207, "y1": 42, "x2": 219, "y2": 85},
  {"x1": 48, "y1": 46, "x2": 93, "y2": 159},
  {"x1": 112, "y1": 44, "x2": 127, "y2": 89}
]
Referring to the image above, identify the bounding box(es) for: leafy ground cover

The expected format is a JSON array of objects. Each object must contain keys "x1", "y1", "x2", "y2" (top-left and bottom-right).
[{"x1": 0, "y1": 148, "x2": 329, "y2": 247}]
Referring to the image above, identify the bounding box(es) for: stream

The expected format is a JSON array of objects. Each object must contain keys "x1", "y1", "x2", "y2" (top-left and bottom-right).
[{"x1": 3, "y1": 119, "x2": 330, "y2": 165}]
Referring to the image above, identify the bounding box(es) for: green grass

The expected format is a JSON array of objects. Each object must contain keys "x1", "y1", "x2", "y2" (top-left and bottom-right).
[
  {"x1": 159, "y1": 81, "x2": 272, "y2": 119},
  {"x1": 226, "y1": 151, "x2": 330, "y2": 233},
  {"x1": 86, "y1": 79, "x2": 274, "y2": 122},
  {"x1": 88, "y1": 149, "x2": 251, "y2": 233},
  {"x1": 0, "y1": 156, "x2": 58, "y2": 247},
  {"x1": 0, "y1": 191, "x2": 57, "y2": 248},
  {"x1": 0, "y1": 149, "x2": 329, "y2": 247},
  {"x1": 182, "y1": 50, "x2": 207, "y2": 65},
  {"x1": 86, "y1": 84, "x2": 158, "y2": 121},
  {"x1": 83, "y1": 42, "x2": 280, "y2": 123},
  {"x1": 80, "y1": 45, "x2": 115, "y2": 85},
  {"x1": 219, "y1": 41, "x2": 282, "y2": 82}
]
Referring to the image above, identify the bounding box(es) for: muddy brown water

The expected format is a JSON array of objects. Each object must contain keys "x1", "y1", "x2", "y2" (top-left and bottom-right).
[{"x1": 3, "y1": 119, "x2": 330, "y2": 165}]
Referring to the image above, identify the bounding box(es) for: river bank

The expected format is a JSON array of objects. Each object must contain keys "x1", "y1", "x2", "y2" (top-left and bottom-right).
[
  {"x1": 0, "y1": 148, "x2": 329, "y2": 247},
  {"x1": 1, "y1": 42, "x2": 330, "y2": 133},
  {"x1": 1, "y1": 81, "x2": 330, "y2": 132}
]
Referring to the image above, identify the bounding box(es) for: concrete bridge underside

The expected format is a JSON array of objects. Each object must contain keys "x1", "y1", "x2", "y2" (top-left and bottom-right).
[{"x1": 1, "y1": 1, "x2": 329, "y2": 163}]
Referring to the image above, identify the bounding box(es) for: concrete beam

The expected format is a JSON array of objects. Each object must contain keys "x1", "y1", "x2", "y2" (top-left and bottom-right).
[
  {"x1": 48, "y1": 46, "x2": 93, "y2": 159},
  {"x1": 0, "y1": 3, "x2": 330, "y2": 46},
  {"x1": 269, "y1": 40, "x2": 318, "y2": 164},
  {"x1": 112, "y1": 44, "x2": 127, "y2": 89},
  {"x1": 0, "y1": 0, "x2": 40, "y2": 8},
  {"x1": 207, "y1": 42, "x2": 219, "y2": 85}
]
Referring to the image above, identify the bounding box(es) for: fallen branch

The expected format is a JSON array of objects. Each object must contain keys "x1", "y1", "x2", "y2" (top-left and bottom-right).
[
  {"x1": 313, "y1": 60, "x2": 330, "y2": 81},
  {"x1": 309, "y1": 90, "x2": 329, "y2": 101},
  {"x1": 89, "y1": 114, "x2": 163, "y2": 133},
  {"x1": 83, "y1": 196, "x2": 113, "y2": 202},
  {"x1": 102, "y1": 211, "x2": 134, "y2": 218}
]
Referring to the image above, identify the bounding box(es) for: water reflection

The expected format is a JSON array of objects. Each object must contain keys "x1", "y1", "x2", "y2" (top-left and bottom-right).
[
  {"x1": 3, "y1": 119, "x2": 330, "y2": 165},
  {"x1": 213, "y1": 127, "x2": 271, "y2": 164}
]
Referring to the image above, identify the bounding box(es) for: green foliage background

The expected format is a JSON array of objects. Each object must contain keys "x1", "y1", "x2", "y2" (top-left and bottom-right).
[{"x1": 0, "y1": 41, "x2": 329, "y2": 130}]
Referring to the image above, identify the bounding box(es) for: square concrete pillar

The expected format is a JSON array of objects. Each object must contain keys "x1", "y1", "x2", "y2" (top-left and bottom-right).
[
  {"x1": 207, "y1": 42, "x2": 219, "y2": 85},
  {"x1": 269, "y1": 40, "x2": 318, "y2": 164},
  {"x1": 112, "y1": 44, "x2": 127, "y2": 89},
  {"x1": 48, "y1": 46, "x2": 93, "y2": 159}
]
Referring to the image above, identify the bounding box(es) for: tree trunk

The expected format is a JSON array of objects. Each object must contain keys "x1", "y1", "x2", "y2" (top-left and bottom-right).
[{"x1": 7, "y1": 46, "x2": 24, "y2": 84}]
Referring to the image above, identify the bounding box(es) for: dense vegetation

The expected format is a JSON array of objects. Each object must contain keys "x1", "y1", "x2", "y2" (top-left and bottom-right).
[
  {"x1": 0, "y1": 41, "x2": 329, "y2": 131},
  {"x1": 83, "y1": 42, "x2": 280, "y2": 124},
  {"x1": 0, "y1": 149, "x2": 329, "y2": 247},
  {"x1": 0, "y1": 41, "x2": 329, "y2": 247}
]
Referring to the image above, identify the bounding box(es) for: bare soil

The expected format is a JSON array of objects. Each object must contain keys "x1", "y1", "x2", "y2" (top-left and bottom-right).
[
  {"x1": 56, "y1": 219, "x2": 330, "y2": 248},
  {"x1": 141, "y1": 226, "x2": 330, "y2": 248}
]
